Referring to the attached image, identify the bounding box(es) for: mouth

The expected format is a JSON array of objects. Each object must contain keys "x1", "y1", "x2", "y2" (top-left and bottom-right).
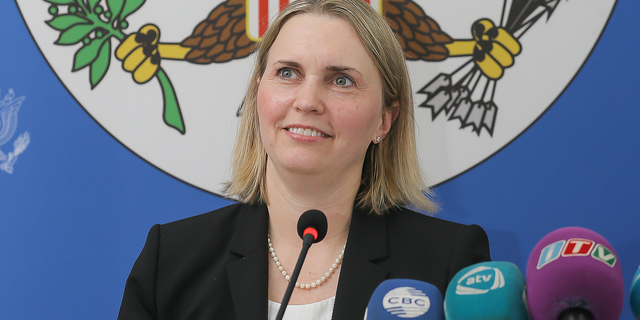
[{"x1": 286, "y1": 127, "x2": 330, "y2": 138}]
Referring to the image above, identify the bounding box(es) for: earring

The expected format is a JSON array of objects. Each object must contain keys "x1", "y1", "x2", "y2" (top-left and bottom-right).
[{"x1": 375, "y1": 136, "x2": 381, "y2": 143}]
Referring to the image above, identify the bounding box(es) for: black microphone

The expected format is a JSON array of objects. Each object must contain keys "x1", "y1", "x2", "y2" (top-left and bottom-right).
[{"x1": 275, "y1": 209, "x2": 328, "y2": 320}]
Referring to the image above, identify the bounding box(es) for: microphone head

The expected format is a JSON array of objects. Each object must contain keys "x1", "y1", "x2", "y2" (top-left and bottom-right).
[
  {"x1": 297, "y1": 209, "x2": 328, "y2": 243},
  {"x1": 526, "y1": 227, "x2": 623, "y2": 320},
  {"x1": 631, "y1": 265, "x2": 640, "y2": 319},
  {"x1": 444, "y1": 261, "x2": 529, "y2": 320},
  {"x1": 365, "y1": 279, "x2": 444, "y2": 319}
]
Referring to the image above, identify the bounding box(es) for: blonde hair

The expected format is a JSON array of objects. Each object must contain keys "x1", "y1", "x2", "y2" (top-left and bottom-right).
[{"x1": 225, "y1": 0, "x2": 437, "y2": 214}]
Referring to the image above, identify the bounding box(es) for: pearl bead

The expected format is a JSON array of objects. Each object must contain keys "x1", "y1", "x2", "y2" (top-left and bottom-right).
[{"x1": 268, "y1": 235, "x2": 344, "y2": 290}]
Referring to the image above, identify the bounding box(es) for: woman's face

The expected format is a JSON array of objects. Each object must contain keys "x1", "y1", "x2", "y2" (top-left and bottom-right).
[{"x1": 257, "y1": 14, "x2": 394, "y2": 179}]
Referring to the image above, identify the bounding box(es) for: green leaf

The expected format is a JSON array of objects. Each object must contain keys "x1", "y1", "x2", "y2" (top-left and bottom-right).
[
  {"x1": 119, "y1": 0, "x2": 145, "y2": 20},
  {"x1": 157, "y1": 69, "x2": 185, "y2": 134},
  {"x1": 44, "y1": 0, "x2": 76, "y2": 5},
  {"x1": 72, "y1": 37, "x2": 107, "y2": 71},
  {"x1": 90, "y1": 40, "x2": 111, "y2": 88},
  {"x1": 46, "y1": 14, "x2": 90, "y2": 31},
  {"x1": 55, "y1": 23, "x2": 95, "y2": 45},
  {"x1": 106, "y1": 0, "x2": 124, "y2": 20},
  {"x1": 88, "y1": 0, "x2": 101, "y2": 11}
]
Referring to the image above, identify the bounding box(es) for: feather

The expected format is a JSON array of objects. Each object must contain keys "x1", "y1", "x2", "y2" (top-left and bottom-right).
[{"x1": 180, "y1": 0, "x2": 257, "y2": 64}]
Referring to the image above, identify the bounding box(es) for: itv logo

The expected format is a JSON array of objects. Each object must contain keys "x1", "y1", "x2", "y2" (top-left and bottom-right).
[
  {"x1": 536, "y1": 240, "x2": 565, "y2": 270},
  {"x1": 537, "y1": 238, "x2": 617, "y2": 270},
  {"x1": 561, "y1": 239, "x2": 594, "y2": 256}
]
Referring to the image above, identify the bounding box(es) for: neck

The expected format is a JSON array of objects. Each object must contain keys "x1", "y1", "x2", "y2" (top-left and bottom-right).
[{"x1": 265, "y1": 159, "x2": 359, "y2": 248}]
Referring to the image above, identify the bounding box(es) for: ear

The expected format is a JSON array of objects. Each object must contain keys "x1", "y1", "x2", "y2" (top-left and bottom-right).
[{"x1": 373, "y1": 102, "x2": 400, "y2": 143}]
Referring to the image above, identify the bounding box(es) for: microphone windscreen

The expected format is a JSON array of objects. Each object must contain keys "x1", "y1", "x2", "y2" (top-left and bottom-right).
[
  {"x1": 297, "y1": 209, "x2": 328, "y2": 243},
  {"x1": 631, "y1": 265, "x2": 640, "y2": 319},
  {"x1": 526, "y1": 227, "x2": 623, "y2": 320},
  {"x1": 364, "y1": 279, "x2": 444, "y2": 320},
  {"x1": 444, "y1": 261, "x2": 529, "y2": 320}
]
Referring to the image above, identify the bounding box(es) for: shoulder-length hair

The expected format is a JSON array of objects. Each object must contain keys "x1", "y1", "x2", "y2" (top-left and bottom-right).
[{"x1": 224, "y1": 0, "x2": 437, "y2": 214}]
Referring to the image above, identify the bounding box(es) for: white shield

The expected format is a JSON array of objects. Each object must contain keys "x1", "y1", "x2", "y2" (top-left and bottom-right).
[{"x1": 16, "y1": 0, "x2": 616, "y2": 195}]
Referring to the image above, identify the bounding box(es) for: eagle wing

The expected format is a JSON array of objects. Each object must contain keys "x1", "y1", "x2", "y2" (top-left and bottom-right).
[
  {"x1": 180, "y1": 0, "x2": 452, "y2": 63},
  {"x1": 383, "y1": 0, "x2": 452, "y2": 61},
  {"x1": 180, "y1": 0, "x2": 257, "y2": 64}
]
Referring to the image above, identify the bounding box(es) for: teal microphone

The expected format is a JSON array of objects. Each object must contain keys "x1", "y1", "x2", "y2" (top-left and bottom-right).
[{"x1": 444, "y1": 261, "x2": 529, "y2": 320}]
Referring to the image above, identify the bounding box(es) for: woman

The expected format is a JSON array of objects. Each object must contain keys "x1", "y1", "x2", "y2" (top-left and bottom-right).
[{"x1": 117, "y1": 0, "x2": 490, "y2": 319}]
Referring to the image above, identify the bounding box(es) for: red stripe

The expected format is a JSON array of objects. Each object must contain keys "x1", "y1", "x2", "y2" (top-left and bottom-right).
[
  {"x1": 364, "y1": 0, "x2": 370, "y2": 4},
  {"x1": 279, "y1": 0, "x2": 288, "y2": 11},
  {"x1": 259, "y1": 0, "x2": 269, "y2": 37}
]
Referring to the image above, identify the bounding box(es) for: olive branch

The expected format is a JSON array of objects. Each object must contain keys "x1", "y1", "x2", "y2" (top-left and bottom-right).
[{"x1": 44, "y1": 0, "x2": 185, "y2": 134}]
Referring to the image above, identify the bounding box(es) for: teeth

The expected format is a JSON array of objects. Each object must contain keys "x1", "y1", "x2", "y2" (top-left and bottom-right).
[{"x1": 287, "y1": 127, "x2": 328, "y2": 137}]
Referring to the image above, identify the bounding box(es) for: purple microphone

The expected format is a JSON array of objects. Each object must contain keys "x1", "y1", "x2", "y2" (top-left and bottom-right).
[{"x1": 526, "y1": 227, "x2": 623, "y2": 320}]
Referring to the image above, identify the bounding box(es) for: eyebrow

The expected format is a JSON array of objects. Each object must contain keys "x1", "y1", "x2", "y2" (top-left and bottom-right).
[
  {"x1": 274, "y1": 60, "x2": 302, "y2": 69},
  {"x1": 327, "y1": 66, "x2": 363, "y2": 78},
  {"x1": 274, "y1": 60, "x2": 362, "y2": 76}
]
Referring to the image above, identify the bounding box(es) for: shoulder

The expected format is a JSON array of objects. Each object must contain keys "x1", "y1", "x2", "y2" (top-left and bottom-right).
[
  {"x1": 157, "y1": 202, "x2": 245, "y2": 236},
  {"x1": 150, "y1": 202, "x2": 267, "y2": 258},
  {"x1": 379, "y1": 207, "x2": 491, "y2": 289},
  {"x1": 385, "y1": 206, "x2": 485, "y2": 244}
]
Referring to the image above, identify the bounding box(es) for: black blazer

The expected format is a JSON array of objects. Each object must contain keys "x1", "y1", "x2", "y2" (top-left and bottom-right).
[{"x1": 117, "y1": 203, "x2": 490, "y2": 320}]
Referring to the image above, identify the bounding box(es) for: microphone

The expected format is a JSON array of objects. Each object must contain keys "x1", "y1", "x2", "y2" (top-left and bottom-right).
[
  {"x1": 297, "y1": 209, "x2": 328, "y2": 244},
  {"x1": 526, "y1": 227, "x2": 623, "y2": 320},
  {"x1": 631, "y1": 265, "x2": 640, "y2": 319},
  {"x1": 443, "y1": 261, "x2": 529, "y2": 320},
  {"x1": 364, "y1": 279, "x2": 444, "y2": 319},
  {"x1": 275, "y1": 209, "x2": 328, "y2": 320}
]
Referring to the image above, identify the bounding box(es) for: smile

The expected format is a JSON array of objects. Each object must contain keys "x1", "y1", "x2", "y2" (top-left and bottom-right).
[{"x1": 286, "y1": 127, "x2": 330, "y2": 137}]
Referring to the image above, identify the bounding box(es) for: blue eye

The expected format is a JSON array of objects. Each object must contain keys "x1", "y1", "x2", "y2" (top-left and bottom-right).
[
  {"x1": 334, "y1": 76, "x2": 353, "y2": 86},
  {"x1": 279, "y1": 68, "x2": 296, "y2": 79}
]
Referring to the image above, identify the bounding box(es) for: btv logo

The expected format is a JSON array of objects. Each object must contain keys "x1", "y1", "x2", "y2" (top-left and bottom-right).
[{"x1": 455, "y1": 266, "x2": 505, "y2": 295}]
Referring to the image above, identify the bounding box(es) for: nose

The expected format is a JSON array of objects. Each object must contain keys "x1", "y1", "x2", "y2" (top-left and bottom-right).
[{"x1": 293, "y1": 77, "x2": 325, "y2": 114}]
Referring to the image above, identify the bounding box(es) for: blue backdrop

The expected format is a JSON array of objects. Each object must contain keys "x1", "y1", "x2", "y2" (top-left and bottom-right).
[{"x1": 1, "y1": 0, "x2": 638, "y2": 319}]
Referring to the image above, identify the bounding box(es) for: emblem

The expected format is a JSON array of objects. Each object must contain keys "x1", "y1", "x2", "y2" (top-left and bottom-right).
[
  {"x1": 16, "y1": 0, "x2": 617, "y2": 193},
  {"x1": 0, "y1": 88, "x2": 30, "y2": 174}
]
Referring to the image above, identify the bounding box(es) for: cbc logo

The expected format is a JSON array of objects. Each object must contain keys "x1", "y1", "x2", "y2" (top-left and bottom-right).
[
  {"x1": 455, "y1": 266, "x2": 505, "y2": 295},
  {"x1": 382, "y1": 286, "x2": 431, "y2": 318}
]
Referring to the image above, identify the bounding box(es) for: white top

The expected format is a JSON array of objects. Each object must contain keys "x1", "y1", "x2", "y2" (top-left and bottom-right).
[{"x1": 268, "y1": 296, "x2": 336, "y2": 320}]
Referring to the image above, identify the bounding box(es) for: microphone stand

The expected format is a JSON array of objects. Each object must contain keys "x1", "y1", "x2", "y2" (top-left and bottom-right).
[{"x1": 275, "y1": 233, "x2": 315, "y2": 320}]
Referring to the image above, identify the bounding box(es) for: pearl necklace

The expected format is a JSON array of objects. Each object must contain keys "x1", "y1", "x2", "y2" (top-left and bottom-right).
[{"x1": 268, "y1": 235, "x2": 345, "y2": 289}]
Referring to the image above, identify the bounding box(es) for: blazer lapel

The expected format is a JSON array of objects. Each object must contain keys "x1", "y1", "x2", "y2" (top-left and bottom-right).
[
  {"x1": 332, "y1": 208, "x2": 389, "y2": 319},
  {"x1": 226, "y1": 204, "x2": 270, "y2": 320}
]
